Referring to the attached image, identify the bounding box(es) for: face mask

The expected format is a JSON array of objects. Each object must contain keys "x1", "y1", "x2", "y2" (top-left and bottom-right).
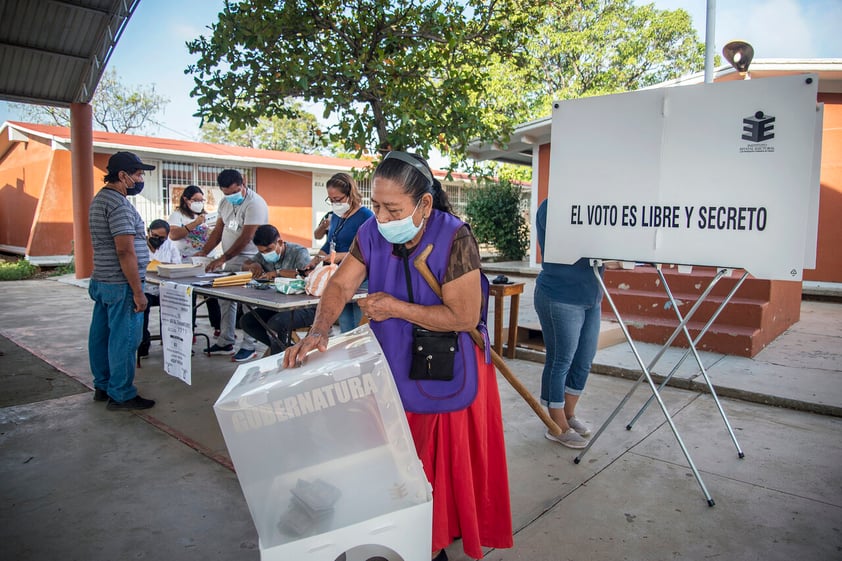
[
  {"x1": 124, "y1": 174, "x2": 144, "y2": 196},
  {"x1": 188, "y1": 201, "x2": 204, "y2": 214},
  {"x1": 148, "y1": 237, "x2": 165, "y2": 250},
  {"x1": 332, "y1": 201, "x2": 351, "y2": 217},
  {"x1": 225, "y1": 191, "x2": 245, "y2": 205},
  {"x1": 261, "y1": 247, "x2": 280, "y2": 263},
  {"x1": 377, "y1": 200, "x2": 423, "y2": 245}
]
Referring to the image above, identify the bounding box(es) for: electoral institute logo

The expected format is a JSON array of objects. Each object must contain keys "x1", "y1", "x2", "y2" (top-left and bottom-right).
[{"x1": 740, "y1": 110, "x2": 775, "y2": 153}]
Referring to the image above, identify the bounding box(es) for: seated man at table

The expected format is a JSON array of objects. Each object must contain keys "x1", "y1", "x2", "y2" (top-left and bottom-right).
[
  {"x1": 240, "y1": 225, "x2": 316, "y2": 356},
  {"x1": 139, "y1": 219, "x2": 181, "y2": 357}
]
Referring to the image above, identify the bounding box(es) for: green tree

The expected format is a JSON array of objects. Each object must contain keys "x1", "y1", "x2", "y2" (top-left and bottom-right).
[
  {"x1": 466, "y1": 179, "x2": 529, "y2": 261},
  {"x1": 7, "y1": 68, "x2": 169, "y2": 134},
  {"x1": 199, "y1": 104, "x2": 329, "y2": 153},
  {"x1": 526, "y1": 1, "x2": 705, "y2": 115},
  {"x1": 186, "y1": 0, "x2": 541, "y2": 160}
]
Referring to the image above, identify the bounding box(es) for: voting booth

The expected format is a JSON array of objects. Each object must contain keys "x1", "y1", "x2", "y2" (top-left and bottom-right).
[
  {"x1": 544, "y1": 74, "x2": 823, "y2": 505},
  {"x1": 214, "y1": 326, "x2": 432, "y2": 561}
]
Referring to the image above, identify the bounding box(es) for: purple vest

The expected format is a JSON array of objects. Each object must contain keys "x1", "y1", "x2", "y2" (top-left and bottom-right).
[{"x1": 356, "y1": 210, "x2": 490, "y2": 413}]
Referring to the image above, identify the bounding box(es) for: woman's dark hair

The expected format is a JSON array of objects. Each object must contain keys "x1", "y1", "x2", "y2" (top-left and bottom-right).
[
  {"x1": 326, "y1": 172, "x2": 362, "y2": 207},
  {"x1": 148, "y1": 219, "x2": 170, "y2": 234},
  {"x1": 374, "y1": 152, "x2": 453, "y2": 214},
  {"x1": 178, "y1": 185, "x2": 205, "y2": 218},
  {"x1": 253, "y1": 224, "x2": 281, "y2": 247}
]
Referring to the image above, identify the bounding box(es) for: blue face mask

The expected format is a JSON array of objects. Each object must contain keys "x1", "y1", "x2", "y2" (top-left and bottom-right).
[
  {"x1": 225, "y1": 191, "x2": 245, "y2": 205},
  {"x1": 377, "y1": 200, "x2": 424, "y2": 245},
  {"x1": 261, "y1": 248, "x2": 280, "y2": 263},
  {"x1": 123, "y1": 173, "x2": 144, "y2": 196}
]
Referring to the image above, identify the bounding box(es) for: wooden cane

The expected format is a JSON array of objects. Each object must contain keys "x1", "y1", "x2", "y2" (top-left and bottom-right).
[{"x1": 413, "y1": 244, "x2": 563, "y2": 436}]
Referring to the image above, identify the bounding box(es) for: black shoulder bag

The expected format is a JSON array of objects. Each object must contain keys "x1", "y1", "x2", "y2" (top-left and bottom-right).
[{"x1": 397, "y1": 245, "x2": 459, "y2": 381}]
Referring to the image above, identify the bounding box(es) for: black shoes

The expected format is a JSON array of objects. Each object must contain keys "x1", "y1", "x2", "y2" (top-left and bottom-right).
[
  {"x1": 205, "y1": 343, "x2": 234, "y2": 354},
  {"x1": 93, "y1": 388, "x2": 108, "y2": 402},
  {"x1": 106, "y1": 395, "x2": 155, "y2": 411}
]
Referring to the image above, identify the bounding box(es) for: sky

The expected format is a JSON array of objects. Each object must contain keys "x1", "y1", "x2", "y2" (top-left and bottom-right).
[{"x1": 1, "y1": 0, "x2": 840, "y2": 146}]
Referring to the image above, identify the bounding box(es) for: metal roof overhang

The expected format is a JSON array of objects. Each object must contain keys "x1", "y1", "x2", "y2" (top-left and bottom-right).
[{"x1": 0, "y1": 0, "x2": 141, "y2": 106}]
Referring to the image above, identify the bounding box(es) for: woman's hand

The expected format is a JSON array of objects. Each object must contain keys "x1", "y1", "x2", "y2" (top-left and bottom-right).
[
  {"x1": 357, "y1": 292, "x2": 400, "y2": 322},
  {"x1": 283, "y1": 331, "x2": 329, "y2": 368},
  {"x1": 191, "y1": 214, "x2": 206, "y2": 229}
]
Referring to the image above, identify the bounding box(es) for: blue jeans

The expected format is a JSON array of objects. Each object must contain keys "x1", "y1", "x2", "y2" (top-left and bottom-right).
[
  {"x1": 534, "y1": 284, "x2": 601, "y2": 408},
  {"x1": 338, "y1": 302, "x2": 362, "y2": 333},
  {"x1": 338, "y1": 279, "x2": 368, "y2": 333},
  {"x1": 88, "y1": 280, "x2": 144, "y2": 402}
]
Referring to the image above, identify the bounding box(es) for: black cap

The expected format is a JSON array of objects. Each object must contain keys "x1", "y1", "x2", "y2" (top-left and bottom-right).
[{"x1": 107, "y1": 151, "x2": 155, "y2": 174}]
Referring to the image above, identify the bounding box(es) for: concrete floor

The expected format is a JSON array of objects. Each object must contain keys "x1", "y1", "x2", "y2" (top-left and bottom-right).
[{"x1": 1, "y1": 277, "x2": 841, "y2": 561}]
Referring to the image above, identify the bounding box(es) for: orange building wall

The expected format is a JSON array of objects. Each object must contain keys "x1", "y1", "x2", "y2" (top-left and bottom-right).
[
  {"x1": 0, "y1": 141, "x2": 112, "y2": 258},
  {"x1": 27, "y1": 149, "x2": 75, "y2": 256},
  {"x1": 256, "y1": 167, "x2": 313, "y2": 248},
  {"x1": 803, "y1": 93, "x2": 842, "y2": 284},
  {"x1": 0, "y1": 136, "x2": 53, "y2": 250}
]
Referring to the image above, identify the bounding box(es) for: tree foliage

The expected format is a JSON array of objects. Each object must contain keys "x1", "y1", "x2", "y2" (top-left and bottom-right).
[
  {"x1": 525, "y1": 0, "x2": 705, "y2": 115},
  {"x1": 7, "y1": 68, "x2": 168, "y2": 134},
  {"x1": 186, "y1": 0, "x2": 540, "y2": 159},
  {"x1": 186, "y1": 0, "x2": 703, "y2": 167},
  {"x1": 199, "y1": 103, "x2": 328, "y2": 153},
  {"x1": 465, "y1": 179, "x2": 529, "y2": 261}
]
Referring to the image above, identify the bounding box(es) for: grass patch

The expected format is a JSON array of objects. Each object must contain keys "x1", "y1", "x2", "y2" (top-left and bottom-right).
[{"x1": 0, "y1": 259, "x2": 39, "y2": 281}]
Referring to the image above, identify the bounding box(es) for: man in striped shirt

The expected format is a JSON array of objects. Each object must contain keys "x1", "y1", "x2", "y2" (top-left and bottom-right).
[{"x1": 88, "y1": 151, "x2": 156, "y2": 410}]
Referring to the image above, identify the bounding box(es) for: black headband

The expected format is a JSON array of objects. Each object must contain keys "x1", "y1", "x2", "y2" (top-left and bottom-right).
[{"x1": 383, "y1": 151, "x2": 434, "y2": 188}]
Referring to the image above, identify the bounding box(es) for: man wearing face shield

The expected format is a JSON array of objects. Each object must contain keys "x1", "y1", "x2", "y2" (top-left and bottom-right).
[{"x1": 88, "y1": 151, "x2": 157, "y2": 410}]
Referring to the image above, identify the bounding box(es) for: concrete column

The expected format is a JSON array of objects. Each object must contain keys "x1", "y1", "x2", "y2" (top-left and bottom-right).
[{"x1": 70, "y1": 103, "x2": 94, "y2": 279}]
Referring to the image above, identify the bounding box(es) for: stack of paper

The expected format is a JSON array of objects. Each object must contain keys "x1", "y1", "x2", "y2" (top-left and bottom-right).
[{"x1": 156, "y1": 263, "x2": 204, "y2": 278}]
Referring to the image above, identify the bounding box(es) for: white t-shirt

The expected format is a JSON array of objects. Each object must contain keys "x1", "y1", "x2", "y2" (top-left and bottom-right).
[
  {"x1": 218, "y1": 189, "x2": 269, "y2": 265},
  {"x1": 168, "y1": 209, "x2": 216, "y2": 261}
]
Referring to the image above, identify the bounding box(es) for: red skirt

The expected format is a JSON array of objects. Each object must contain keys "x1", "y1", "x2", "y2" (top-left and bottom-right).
[{"x1": 405, "y1": 346, "x2": 513, "y2": 559}]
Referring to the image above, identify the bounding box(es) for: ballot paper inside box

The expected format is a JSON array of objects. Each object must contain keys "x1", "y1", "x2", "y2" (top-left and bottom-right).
[{"x1": 214, "y1": 325, "x2": 432, "y2": 561}]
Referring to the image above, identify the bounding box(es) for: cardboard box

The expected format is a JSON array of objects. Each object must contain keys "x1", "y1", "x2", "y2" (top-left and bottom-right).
[{"x1": 214, "y1": 325, "x2": 432, "y2": 560}]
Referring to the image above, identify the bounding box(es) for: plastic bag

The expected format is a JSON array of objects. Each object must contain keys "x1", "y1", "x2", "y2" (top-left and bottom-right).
[{"x1": 304, "y1": 253, "x2": 338, "y2": 296}]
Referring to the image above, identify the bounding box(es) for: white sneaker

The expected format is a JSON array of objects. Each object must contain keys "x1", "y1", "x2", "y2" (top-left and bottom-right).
[
  {"x1": 567, "y1": 416, "x2": 592, "y2": 437},
  {"x1": 545, "y1": 428, "x2": 589, "y2": 449}
]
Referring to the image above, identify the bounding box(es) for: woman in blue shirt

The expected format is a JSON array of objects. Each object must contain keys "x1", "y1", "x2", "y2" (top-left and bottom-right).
[
  {"x1": 305, "y1": 172, "x2": 373, "y2": 332},
  {"x1": 534, "y1": 198, "x2": 618, "y2": 449}
]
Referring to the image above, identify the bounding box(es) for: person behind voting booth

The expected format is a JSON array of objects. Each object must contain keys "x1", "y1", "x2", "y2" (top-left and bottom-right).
[
  {"x1": 302, "y1": 172, "x2": 373, "y2": 332},
  {"x1": 138, "y1": 219, "x2": 181, "y2": 358},
  {"x1": 168, "y1": 184, "x2": 221, "y2": 335},
  {"x1": 196, "y1": 169, "x2": 269, "y2": 362},
  {"x1": 534, "y1": 198, "x2": 620, "y2": 449},
  {"x1": 87, "y1": 151, "x2": 156, "y2": 411},
  {"x1": 240, "y1": 225, "x2": 315, "y2": 354},
  {"x1": 284, "y1": 152, "x2": 513, "y2": 561}
]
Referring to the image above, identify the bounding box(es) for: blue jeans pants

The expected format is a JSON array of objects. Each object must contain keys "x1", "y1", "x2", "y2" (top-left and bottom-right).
[
  {"x1": 534, "y1": 284, "x2": 601, "y2": 409},
  {"x1": 338, "y1": 279, "x2": 367, "y2": 333},
  {"x1": 88, "y1": 280, "x2": 143, "y2": 402}
]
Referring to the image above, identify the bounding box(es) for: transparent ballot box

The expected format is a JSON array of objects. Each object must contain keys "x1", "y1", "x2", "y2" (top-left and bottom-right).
[{"x1": 214, "y1": 325, "x2": 432, "y2": 561}]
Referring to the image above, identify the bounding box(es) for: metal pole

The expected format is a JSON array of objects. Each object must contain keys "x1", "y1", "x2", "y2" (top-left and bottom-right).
[{"x1": 704, "y1": 0, "x2": 717, "y2": 83}]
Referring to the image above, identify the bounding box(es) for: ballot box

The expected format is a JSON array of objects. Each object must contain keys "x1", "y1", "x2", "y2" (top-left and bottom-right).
[{"x1": 214, "y1": 325, "x2": 432, "y2": 561}]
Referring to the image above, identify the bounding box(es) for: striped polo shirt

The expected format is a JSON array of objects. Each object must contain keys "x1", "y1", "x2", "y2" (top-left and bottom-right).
[{"x1": 89, "y1": 187, "x2": 149, "y2": 283}]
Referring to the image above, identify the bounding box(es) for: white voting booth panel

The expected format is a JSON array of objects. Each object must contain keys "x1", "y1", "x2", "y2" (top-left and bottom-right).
[
  {"x1": 214, "y1": 325, "x2": 432, "y2": 561},
  {"x1": 545, "y1": 75, "x2": 823, "y2": 506},
  {"x1": 544, "y1": 73, "x2": 822, "y2": 281}
]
